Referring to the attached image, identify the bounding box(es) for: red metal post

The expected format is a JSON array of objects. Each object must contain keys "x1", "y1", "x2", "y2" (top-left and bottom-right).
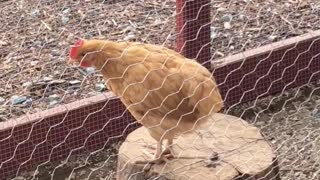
[{"x1": 176, "y1": 0, "x2": 211, "y2": 69}]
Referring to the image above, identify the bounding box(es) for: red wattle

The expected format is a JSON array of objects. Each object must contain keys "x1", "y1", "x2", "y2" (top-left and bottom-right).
[{"x1": 80, "y1": 61, "x2": 90, "y2": 67}]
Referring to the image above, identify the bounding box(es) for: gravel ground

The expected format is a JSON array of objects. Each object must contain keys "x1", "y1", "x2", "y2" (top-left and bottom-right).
[
  {"x1": 1, "y1": 0, "x2": 320, "y2": 120},
  {"x1": 1, "y1": 0, "x2": 320, "y2": 179},
  {"x1": 14, "y1": 143, "x2": 120, "y2": 180}
]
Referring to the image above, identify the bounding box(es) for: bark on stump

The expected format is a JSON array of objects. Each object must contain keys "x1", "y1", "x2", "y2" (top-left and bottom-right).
[{"x1": 117, "y1": 113, "x2": 280, "y2": 180}]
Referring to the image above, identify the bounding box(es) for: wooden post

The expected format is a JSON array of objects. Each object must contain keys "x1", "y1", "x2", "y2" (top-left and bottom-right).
[
  {"x1": 116, "y1": 113, "x2": 280, "y2": 180},
  {"x1": 176, "y1": 0, "x2": 212, "y2": 70}
]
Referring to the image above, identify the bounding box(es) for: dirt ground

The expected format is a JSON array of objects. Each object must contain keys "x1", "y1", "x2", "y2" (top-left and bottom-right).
[{"x1": 1, "y1": 0, "x2": 320, "y2": 179}]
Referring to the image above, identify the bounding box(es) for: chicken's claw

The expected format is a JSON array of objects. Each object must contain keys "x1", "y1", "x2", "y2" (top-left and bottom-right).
[
  {"x1": 135, "y1": 153, "x2": 171, "y2": 165},
  {"x1": 135, "y1": 144, "x2": 174, "y2": 165}
]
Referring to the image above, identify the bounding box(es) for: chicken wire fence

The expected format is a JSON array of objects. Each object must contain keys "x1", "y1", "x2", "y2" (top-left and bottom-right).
[{"x1": 0, "y1": 0, "x2": 320, "y2": 179}]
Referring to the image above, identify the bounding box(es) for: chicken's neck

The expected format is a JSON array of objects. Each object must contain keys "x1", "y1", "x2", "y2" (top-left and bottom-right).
[
  {"x1": 86, "y1": 42, "x2": 127, "y2": 95},
  {"x1": 95, "y1": 58, "x2": 127, "y2": 80},
  {"x1": 99, "y1": 61, "x2": 127, "y2": 96},
  {"x1": 89, "y1": 41, "x2": 126, "y2": 79}
]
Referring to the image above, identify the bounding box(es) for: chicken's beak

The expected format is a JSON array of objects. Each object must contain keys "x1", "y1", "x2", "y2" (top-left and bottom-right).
[{"x1": 68, "y1": 58, "x2": 77, "y2": 65}]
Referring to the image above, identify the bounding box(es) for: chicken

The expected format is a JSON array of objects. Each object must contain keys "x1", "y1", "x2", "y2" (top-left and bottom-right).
[{"x1": 68, "y1": 39, "x2": 224, "y2": 163}]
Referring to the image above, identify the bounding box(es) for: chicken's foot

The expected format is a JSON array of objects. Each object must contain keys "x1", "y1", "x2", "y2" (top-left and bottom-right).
[{"x1": 135, "y1": 140, "x2": 174, "y2": 164}]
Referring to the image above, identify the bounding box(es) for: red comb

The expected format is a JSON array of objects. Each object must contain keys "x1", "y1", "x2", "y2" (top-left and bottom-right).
[{"x1": 69, "y1": 39, "x2": 84, "y2": 59}]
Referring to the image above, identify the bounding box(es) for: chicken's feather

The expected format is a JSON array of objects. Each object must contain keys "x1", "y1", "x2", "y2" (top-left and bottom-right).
[
  {"x1": 77, "y1": 40, "x2": 223, "y2": 140},
  {"x1": 110, "y1": 44, "x2": 223, "y2": 132}
]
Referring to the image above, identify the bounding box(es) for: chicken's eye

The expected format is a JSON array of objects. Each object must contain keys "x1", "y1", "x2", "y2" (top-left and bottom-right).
[
  {"x1": 80, "y1": 52, "x2": 86, "y2": 57},
  {"x1": 78, "y1": 52, "x2": 86, "y2": 60}
]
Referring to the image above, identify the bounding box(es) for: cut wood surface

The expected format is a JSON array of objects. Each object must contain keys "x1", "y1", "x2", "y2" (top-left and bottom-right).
[{"x1": 117, "y1": 113, "x2": 280, "y2": 180}]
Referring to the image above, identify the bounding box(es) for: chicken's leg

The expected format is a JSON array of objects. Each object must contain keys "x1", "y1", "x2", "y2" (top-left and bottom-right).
[
  {"x1": 136, "y1": 139, "x2": 173, "y2": 164},
  {"x1": 162, "y1": 138, "x2": 174, "y2": 158},
  {"x1": 154, "y1": 140, "x2": 164, "y2": 159}
]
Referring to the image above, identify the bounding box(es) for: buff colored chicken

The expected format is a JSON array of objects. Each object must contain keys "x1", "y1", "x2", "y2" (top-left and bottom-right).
[{"x1": 68, "y1": 39, "x2": 224, "y2": 164}]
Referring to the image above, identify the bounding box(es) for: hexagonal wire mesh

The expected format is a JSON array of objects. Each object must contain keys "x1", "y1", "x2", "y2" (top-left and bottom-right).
[{"x1": 0, "y1": 0, "x2": 320, "y2": 179}]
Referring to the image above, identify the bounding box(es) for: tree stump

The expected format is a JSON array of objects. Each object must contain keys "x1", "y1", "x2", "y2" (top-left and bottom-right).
[{"x1": 117, "y1": 113, "x2": 280, "y2": 180}]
